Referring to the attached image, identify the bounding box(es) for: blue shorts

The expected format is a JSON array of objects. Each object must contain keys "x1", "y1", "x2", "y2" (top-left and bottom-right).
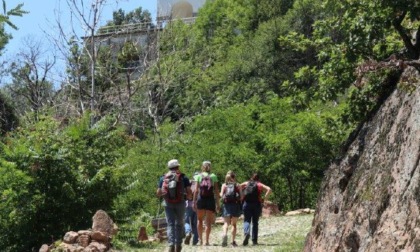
[{"x1": 222, "y1": 202, "x2": 241, "y2": 217}]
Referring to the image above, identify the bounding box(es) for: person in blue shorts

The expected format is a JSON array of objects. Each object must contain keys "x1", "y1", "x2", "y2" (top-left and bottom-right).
[{"x1": 220, "y1": 170, "x2": 243, "y2": 247}]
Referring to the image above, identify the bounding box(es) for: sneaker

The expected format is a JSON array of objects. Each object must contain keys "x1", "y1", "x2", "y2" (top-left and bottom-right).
[
  {"x1": 252, "y1": 240, "x2": 258, "y2": 245},
  {"x1": 243, "y1": 234, "x2": 250, "y2": 246},
  {"x1": 184, "y1": 233, "x2": 191, "y2": 245},
  {"x1": 222, "y1": 235, "x2": 228, "y2": 247},
  {"x1": 231, "y1": 241, "x2": 238, "y2": 247}
]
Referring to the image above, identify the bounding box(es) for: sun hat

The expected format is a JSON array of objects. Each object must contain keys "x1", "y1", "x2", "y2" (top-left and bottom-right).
[{"x1": 168, "y1": 159, "x2": 180, "y2": 169}]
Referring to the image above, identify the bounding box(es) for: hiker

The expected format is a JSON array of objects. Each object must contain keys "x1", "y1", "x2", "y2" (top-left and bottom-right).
[
  {"x1": 184, "y1": 172, "x2": 199, "y2": 246},
  {"x1": 240, "y1": 172, "x2": 271, "y2": 246},
  {"x1": 220, "y1": 170, "x2": 243, "y2": 247},
  {"x1": 193, "y1": 161, "x2": 220, "y2": 246},
  {"x1": 156, "y1": 159, "x2": 192, "y2": 252}
]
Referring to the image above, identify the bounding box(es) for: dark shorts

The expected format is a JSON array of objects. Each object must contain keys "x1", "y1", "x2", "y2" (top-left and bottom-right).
[
  {"x1": 197, "y1": 197, "x2": 216, "y2": 212},
  {"x1": 222, "y1": 202, "x2": 241, "y2": 217}
]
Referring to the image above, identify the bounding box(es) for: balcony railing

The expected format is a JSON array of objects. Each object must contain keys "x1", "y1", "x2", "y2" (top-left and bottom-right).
[
  {"x1": 97, "y1": 22, "x2": 156, "y2": 35},
  {"x1": 96, "y1": 17, "x2": 198, "y2": 35}
]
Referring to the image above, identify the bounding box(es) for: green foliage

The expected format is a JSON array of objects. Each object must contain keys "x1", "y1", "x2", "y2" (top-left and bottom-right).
[
  {"x1": 0, "y1": 1, "x2": 27, "y2": 54},
  {"x1": 0, "y1": 114, "x2": 129, "y2": 251},
  {"x1": 106, "y1": 7, "x2": 152, "y2": 26},
  {"x1": 276, "y1": 0, "x2": 419, "y2": 108},
  {"x1": 342, "y1": 68, "x2": 401, "y2": 125},
  {"x1": 115, "y1": 97, "x2": 345, "y2": 217}
]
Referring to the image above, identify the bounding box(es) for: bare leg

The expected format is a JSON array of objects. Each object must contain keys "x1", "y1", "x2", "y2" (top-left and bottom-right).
[
  {"x1": 197, "y1": 209, "x2": 205, "y2": 245},
  {"x1": 222, "y1": 216, "x2": 231, "y2": 236},
  {"x1": 204, "y1": 210, "x2": 215, "y2": 245},
  {"x1": 231, "y1": 217, "x2": 238, "y2": 243}
]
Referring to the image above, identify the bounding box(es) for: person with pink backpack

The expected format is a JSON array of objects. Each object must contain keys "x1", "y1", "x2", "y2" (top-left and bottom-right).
[{"x1": 192, "y1": 161, "x2": 220, "y2": 246}]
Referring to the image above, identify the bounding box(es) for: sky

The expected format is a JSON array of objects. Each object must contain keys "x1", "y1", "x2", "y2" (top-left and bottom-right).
[{"x1": 3, "y1": 0, "x2": 157, "y2": 84}]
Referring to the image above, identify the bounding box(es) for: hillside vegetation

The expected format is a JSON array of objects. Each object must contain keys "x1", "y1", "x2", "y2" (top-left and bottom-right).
[{"x1": 0, "y1": 0, "x2": 419, "y2": 250}]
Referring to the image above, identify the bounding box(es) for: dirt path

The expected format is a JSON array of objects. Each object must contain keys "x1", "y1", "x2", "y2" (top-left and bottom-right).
[{"x1": 135, "y1": 214, "x2": 313, "y2": 252}]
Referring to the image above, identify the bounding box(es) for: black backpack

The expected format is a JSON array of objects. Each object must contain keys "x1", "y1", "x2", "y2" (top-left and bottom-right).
[
  {"x1": 224, "y1": 183, "x2": 238, "y2": 203},
  {"x1": 243, "y1": 181, "x2": 259, "y2": 202}
]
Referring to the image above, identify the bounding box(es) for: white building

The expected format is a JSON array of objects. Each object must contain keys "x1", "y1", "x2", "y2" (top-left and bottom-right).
[{"x1": 157, "y1": 0, "x2": 207, "y2": 23}]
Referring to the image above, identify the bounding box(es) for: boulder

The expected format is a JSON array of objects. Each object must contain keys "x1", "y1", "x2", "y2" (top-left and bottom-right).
[
  {"x1": 285, "y1": 208, "x2": 314, "y2": 216},
  {"x1": 92, "y1": 210, "x2": 118, "y2": 237},
  {"x1": 262, "y1": 201, "x2": 281, "y2": 217}
]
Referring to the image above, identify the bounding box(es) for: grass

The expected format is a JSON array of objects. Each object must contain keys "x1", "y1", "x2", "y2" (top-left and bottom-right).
[{"x1": 113, "y1": 214, "x2": 313, "y2": 252}]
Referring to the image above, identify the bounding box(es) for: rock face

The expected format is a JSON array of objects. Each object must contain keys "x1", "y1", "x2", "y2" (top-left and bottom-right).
[{"x1": 304, "y1": 67, "x2": 420, "y2": 252}]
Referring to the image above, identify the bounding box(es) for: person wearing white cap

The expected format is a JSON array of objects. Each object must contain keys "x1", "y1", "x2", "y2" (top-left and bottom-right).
[{"x1": 157, "y1": 159, "x2": 192, "y2": 252}]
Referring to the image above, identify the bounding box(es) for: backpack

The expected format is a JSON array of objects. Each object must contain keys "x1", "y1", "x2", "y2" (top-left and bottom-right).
[
  {"x1": 162, "y1": 170, "x2": 185, "y2": 203},
  {"x1": 224, "y1": 183, "x2": 239, "y2": 203},
  {"x1": 243, "y1": 181, "x2": 259, "y2": 202},
  {"x1": 199, "y1": 173, "x2": 214, "y2": 198}
]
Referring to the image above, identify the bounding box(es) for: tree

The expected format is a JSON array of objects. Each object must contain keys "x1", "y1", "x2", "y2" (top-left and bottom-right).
[
  {"x1": 0, "y1": 1, "x2": 27, "y2": 133},
  {"x1": 5, "y1": 37, "x2": 55, "y2": 120},
  {"x1": 280, "y1": 0, "x2": 420, "y2": 105},
  {"x1": 51, "y1": 0, "x2": 111, "y2": 125},
  {"x1": 103, "y1": 7, "x2": 152, "y2": 26},
  {"x1": 0, "y1": 1, "x2": 27, "y2": 54}
]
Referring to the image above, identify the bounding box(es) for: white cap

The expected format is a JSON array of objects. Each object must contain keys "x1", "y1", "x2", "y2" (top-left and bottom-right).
[
  {"x1": 202, "y1": 161, "x2": 211, "y2": 166},
  {"x1": 168, "y1": 159, "x2": 180, "y2": 169}
]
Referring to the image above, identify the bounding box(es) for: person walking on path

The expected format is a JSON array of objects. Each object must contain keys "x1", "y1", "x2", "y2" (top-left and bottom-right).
[
  {"x1": 184, "y1": 172, "x2": 199, "y2": 246},
  {"x1": 193, "y1": 161, "x2": 220, "y2": 246},
  {"x1": 220, "y1": 171, "x2": 243, "y2": 247},
  {"x1": 240, "y1": 173, "x2": 271, "y2": 246},
  {"x1": 157, "y1": 159, "x2": 192, "y2": 252}
]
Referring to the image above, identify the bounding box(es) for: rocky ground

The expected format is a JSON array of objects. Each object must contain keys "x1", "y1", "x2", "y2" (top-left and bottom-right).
[{"x1": 127, "y1": 214, "x2": 313, "y2": 252}]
